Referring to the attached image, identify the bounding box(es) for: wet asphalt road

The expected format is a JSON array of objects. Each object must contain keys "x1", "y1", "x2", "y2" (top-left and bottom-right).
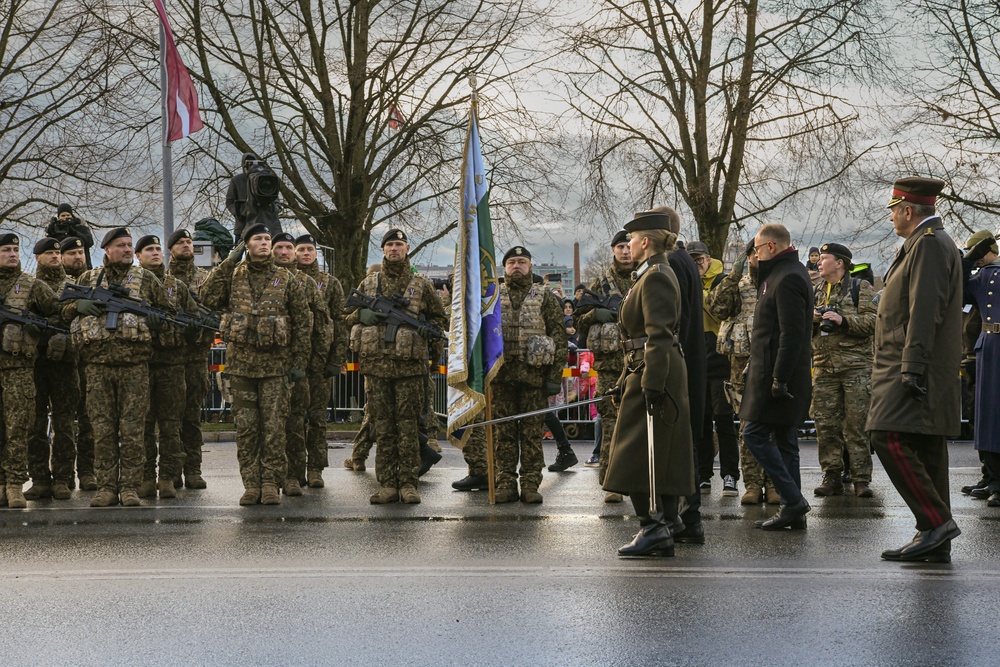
[{"x1": 1, "y1": 438, "x2": 998, "y2": 666}]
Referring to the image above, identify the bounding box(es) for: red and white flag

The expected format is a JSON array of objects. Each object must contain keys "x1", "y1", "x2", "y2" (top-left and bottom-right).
[
  {"x1": 388, "y1": 104, "x2": 406, "y2": 131},
  {"x1": 152, "y1": 0, "x2": 204, "y2": 142}
]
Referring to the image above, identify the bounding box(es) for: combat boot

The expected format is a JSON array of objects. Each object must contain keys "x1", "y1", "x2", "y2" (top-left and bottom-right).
[
  {"x1": 6, "y1": 484, "x2": 27, "y2": 509},
  {"x1": 283, "y1": 478, "x2": 303, "y2": 496},
  {"x1": 260, "y1": 483, "x2": 281, "y2": 505},
  {"x1": 23, "y1": 483, "x2": 52, "y2": 500},
  {"x1": 604, "y1": 492, "x2": 623, "y2": 503},
  {"x1": 814, "y1": 473, "x2": 845, "y2": 497},
  {"x1": 307, "y1": 470, "x2": 324, "y2": 488},
  {"x1": 741, "y1": 485, "x2": 763, "y2": 505},
  {"x1": 51, "y1": 482, "x2": 72, "y2": 500},
  {"x1": 79, "y1": 474, "x2": 98, "y2": 491},
  {"x1": 137, "y1": 479, "x2": 157, "y2": 499},
  {"x1": 158, "y1": 479, "x2": 176, "y2": 499},
  {"x1": 619, "y1": 494, "x2": 674, "y2": 557},
  {"x1": 452, "y1": 475, "x2": 488, "y2": 491},
  {"x1": 400, "y1": 485, "x2": 421, "y2": 504},
  {"x1": 369, "y1": 486, "x2": 400, "y2": 504},
  {"x1": 854, "y1": 481, "x2": 874, "y2": 498},
  {"x1": 90, "y1": 489, "x2": 119, "y2": 507},
  {"x1": 765, "y1": 484, "x2": 781, "y2": 505},
  {"x1": 120, "y1": 489, "x2": 141, "y2": 507},
  {"x1": 493, "y1": 487, "x2": 519, "y2": 503},
  {"x1": 239, "y1": 488, "x2": 261, "y2": 506},
  {"x1": 520, "y1": 486, "x2": 543, "y2": 504},
  {"x1": 548, "y1": 447, "x2": 579, "y2": 472},
  {"x1": 184, "y1": 474, "x2": 207, "y2": 489},
  {"x1": 418, "y1": 443, "x2": 442, "y2": 476}
]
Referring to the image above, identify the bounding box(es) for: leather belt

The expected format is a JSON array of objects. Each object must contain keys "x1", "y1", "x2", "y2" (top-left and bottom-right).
[
  {"x1": 984, "y1": 322, "x2": 1000, "y2": 334},
  {"x1": 622, "y1": 336, "x2": 648, "y2": 352}
]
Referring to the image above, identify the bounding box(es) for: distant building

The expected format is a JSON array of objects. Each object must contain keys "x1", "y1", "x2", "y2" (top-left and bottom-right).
[
  {"x1": 413, "y1": 264, "x2": 454, "y2": 281},
  {"x1": 533, "y1": 263, "x2": 574, "y2": 294}
]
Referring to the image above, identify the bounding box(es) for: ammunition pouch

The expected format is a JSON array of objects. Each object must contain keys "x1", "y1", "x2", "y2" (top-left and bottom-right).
[
  {"x1": 586, "y1": 322, "x2": 621, "y2": 354},
  {"x1": 524, "y1": 334, "x2": 555, "y2": 367},
  {"x1": 1, "y1": 322, "x2": 39, "y2": 358}
]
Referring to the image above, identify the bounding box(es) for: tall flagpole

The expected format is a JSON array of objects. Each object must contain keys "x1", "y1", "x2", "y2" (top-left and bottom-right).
[{"x1": 159, "y1": 10, "x2": 174, "y2": 255}]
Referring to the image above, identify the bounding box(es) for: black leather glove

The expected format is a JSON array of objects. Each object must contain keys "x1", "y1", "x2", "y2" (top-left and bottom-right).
[
  {"x1": 359, "y1": 308, "x2": 384, "y2": 326},
  {"x1": 594, "y1": 308, "x2": 615, "y2": 323},
  {"x1": 965, "y1": 236, "x2": 996, "y2": 264},
  {"x1": 901, "y1": 372, "x2": 927, "y2": 400},
  {"x1": 323, "y1": 364, "x2": 341, "y2": 378},
  {"x1": 227, "y1": 242, "x2": 246, "y2": 263},
  {"x1": 603, "y1": 384, "x2": 622, "y2": 408},
  {"x1": 288, "y1": 368, "x2": 307, "y2": 382},
  {"x1": 771, "y1": 379, "x2": 794, "y2": 399},
  {"x1": 644, "y1": 389, "x2": 665, "y2": 415},
  {"x1": 544, "y1": 381, "x2": 562, "y2": 397},
  {"x1": 76, "y1": 299, "x2": 105, "y2": 317},
  {"x1": 146, "y1": 313, "x2": 163, "y2": 331}
]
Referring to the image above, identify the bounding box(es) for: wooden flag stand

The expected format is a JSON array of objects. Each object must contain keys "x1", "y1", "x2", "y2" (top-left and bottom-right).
[{"x1": 485, "y1": 385, "x2": 497, "y2": 504}]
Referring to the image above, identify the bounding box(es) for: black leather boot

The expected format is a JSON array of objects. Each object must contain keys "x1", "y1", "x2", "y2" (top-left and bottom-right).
[{"x1": 619, "y1": 494, "x2": 675, "y2": 557}]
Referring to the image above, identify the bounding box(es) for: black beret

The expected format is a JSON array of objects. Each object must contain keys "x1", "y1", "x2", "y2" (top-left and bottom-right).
[
  {"x1": 887, "y1": 176, "x2": 946, "y2": 208},
  {"x1": 502, "y1": 246, "x2": 532, "y2": 264},
  {"x1": 100, "y1": 227, "x2": 131, "y2": 248},
  {"x1": 624, "y1": 209, "x2": 676, "y2": 234},
  {"x1": 56, "y1": 203, "x2": 73, "y2": 216},
  {"x1": 167, "y1": 228, "x2": 192, "y2": 248},
  {"x1": 610, "y1": 229, "x2": 628, "y2": 247},
  {"x1": 241, "y1": 223, "x2": 269, "y2": 242},
  {"x1": 295, "y1": 234, "x2": 316, "y2": 247},
  {"x1": 745, "y1": 238, "x2": 756, "y2": 256},
  {"x1": 0, "y1": 232, "x2": 19, "y2": 247},
  {"x1": 135, "y1": 235, "x2": 161, "y2": 253},
  {"x1": 58, "y1": 236, "x2": 84, "y2": 252},
  {"x1": 381, "y1": 228, "x2": 408, "y2": 247},
  {"x1": 33, "y1": 237, "x2": 61, "y2": 255},
  {"x1": 819, "y1": 242, "x2": 852, "y2": 263},
  {"x1": 271, "y1": 232, "x2": 295, "y2": 245}
]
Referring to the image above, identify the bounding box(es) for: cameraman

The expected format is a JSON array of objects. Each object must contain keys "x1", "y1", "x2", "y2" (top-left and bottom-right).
[
  {"x1": 811, "y1": 242, "x2": 877, "y2": 498},
  {"x1": 45, "y1": 203, "x2": 94, "y2": 269},
  {"x1": 226, "y1": 152, "x2": 283, "y2": 240}
]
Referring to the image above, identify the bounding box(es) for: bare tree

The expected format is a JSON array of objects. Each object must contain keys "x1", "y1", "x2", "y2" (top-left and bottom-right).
[
  {"x1": 581, "y1": 245, "x2": 612, "y2": 285},
  {"x1": 561, "y1": 0, "x2": 888, "y2": 257}
]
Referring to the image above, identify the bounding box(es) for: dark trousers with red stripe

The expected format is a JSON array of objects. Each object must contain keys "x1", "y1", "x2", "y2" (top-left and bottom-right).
[{"x1": 870, "y1": 430, "x2": 952, "y2": 531}]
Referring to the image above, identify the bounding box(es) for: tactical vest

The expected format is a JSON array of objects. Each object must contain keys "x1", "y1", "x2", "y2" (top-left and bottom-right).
[
  {"x1": 1, "y1": 273, "x2": 41, "y2": 358},
  {"x1": 220, "y1": 263, "x2": 291, "y2": 349},
  {"x1": 291, "y1": 270, "x2": 316, "y2": 332},
  {"x1": 72, "y1": 265, "x2": 151, "y2": 347},
  {"x1": 586, "y1": 268, "x2": 627, "y2": 354},
  {"x1": 349, "y1": 272, "x2": 429, "y2": 362},
  {"x1": 500, "y1": 284, "x2": 555, "y2": 366},
  {"x1": 153, "y1": 273, "x2": 184, "y2": 349},
  {"x1": 717, "y1": 272, "x2": 757, "y2": 358}
]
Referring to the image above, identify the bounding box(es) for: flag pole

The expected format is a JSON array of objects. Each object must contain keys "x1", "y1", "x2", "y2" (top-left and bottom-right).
[{"x1": 159, "y1": 7, "x2": 175, "y2": 256}]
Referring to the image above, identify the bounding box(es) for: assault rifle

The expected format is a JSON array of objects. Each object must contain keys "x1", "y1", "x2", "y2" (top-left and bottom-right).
[
  {"x1": 60, "y1": 282, "x2": 186, "y2": 331},
  {"x1": 345, "y1": 288, "x2": 444, "y2": 343},
  {"x1": 0, "y1": 296, "x2": 69, "y2": 334},
  {"x1": 574, "y1": 284, "x2": 623, "y2": 316},
  {"x1": 173, "y1": 306, "x2": 220, "y2": 333}
]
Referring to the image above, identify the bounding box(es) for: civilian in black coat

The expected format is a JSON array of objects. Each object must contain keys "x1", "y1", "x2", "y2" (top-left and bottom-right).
[{"x1": 739, "y1": 223, "x2": 814, "y2": 530}]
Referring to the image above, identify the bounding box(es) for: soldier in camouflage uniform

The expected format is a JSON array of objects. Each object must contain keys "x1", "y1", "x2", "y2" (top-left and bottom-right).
[
  {"x1": 59, "y1": 227, "x2": 175, "y2": 507},
  {"x1": 0, "y1": 233, "x2": 64, "y2": 509},
  {"x1": 24, "y1": 238, "x2": 79, "y2": 501},
  {"x1": 272, "y1": 231, "x2": 330, "y2": 496},
  {"x1": 574, "y1": 230, "x2": 634, "y2": 503},
  {"x1": 811, "y1": 242, "x2": 876, "y2": 498},
  {"x1": 59, "y1": 236, "x2": 96, "y2": 490},
  {"x1": 201, "y1": 223, "x2": 311, "y2": 506},
  {"x1": 704, "y1": 240, "x2": 776, "y2": 504},
  {"x1": 296, "y1": 234, "x2": 347, "y2": 488},
  {"x1": 137, "y1": 235, "x2": 199, "y2": 500},
  {"x1": 490, "y1": 246, "x2": 567, "y2": 504},
  {"x1": 166, "y1": 228, "x2": 212, "y2": 489},
  {"x1": 345, "y1": 229, "x2": 446, "y2": 505}
]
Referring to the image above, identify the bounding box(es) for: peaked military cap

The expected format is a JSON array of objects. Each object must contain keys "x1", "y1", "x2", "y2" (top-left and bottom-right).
[
  {"x1": 0, "y1": 232, "x2": 19, "y2": 247},
  {"x1": 502, "y1": 245, "x2": 532, "y2": 264},
  {"x1": 887, "y1": 176, "x2": 946, "y2": 208},
  {"x1": 167, "y1": 228, "x2": 192, "y2": 248},
  {"x1": 610, "y1": 229, "x2": 628, "y2": 247},
  {"x1": 135, "y1": 235, "x2": 161, "y2": 253},
  {"x1": 241, "y1": 222, "x2": 270, "y2": 242},
  {"x1": 966, "y1": 230, "x2": 998, "y2": 255},
  {"x1": 686, "y1": 241, "x2": 710, "y2": 257},
  {"x1": 381, "y1": 228, "x2": 408, "y2": 247},
  {"x1": 33, "y1": 237, "x2": 61, "y2": 255},
  {"x1": 58, "y1": 236, "x2": 84, "y2": 252},
  {"x1": 819, "y1": 242, "x2": 852, "y2": 264},
  {"x1": 625, "y1": 209, "x2": 678, "y2": 234},
  {"x1": 100, "y1": 227, "x2": 131, "y2": 248},
  {"x1": 271, "y1": 232, "x2": 295, "y2": 246},
  {"x1": 295, "y1": 234, "x2": 316, "y2": 247}
]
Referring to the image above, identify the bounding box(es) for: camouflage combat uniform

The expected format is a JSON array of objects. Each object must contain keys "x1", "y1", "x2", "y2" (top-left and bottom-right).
[
  {"x1": 166, "y1": 254, "x2": 213, "y2": 483},
  {"x1": 298, "y1": 260, "x2": 346, "y2": 477},
  {"x1": 490, "y1": 273, "x2": 567, "y2": 493},
  {"x1": 0, "y1": 263, "x2": 62, "y2": 505},
  {"x1": 345, "y1": 258, "x2": 446, "y2": 495},
  {"x1": 811, "y1": 274, "x2": 877, "y2": 484},
  {"x1": 705, "y1": 267, "x2": 769, "y2": 492},
  {"x1": 61, "y1": 258, "x2": 172, "y2": 499},
  {"x1": 27, "y1": 263, "x2": 79, "y2": 492},
  {"x1": 63, "y1": 261, "x2": 95, "y2": 486},
  {"x1": 574, "y1": 261, "x2": 634, "y2": 483},
  {"x1": 200, "y1": 253, "x2": 310, "y2": 497},
  {"x1": 143, "y1": 265, "x2": 198, "y2": 489}
]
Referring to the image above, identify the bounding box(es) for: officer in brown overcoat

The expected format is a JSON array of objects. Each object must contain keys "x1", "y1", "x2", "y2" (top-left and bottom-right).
[
  {"x1": 866, "y1": 176, "x2": 963, "y2": 563},
  {"x1": 603, "y1": 210, "x2": 695, "y2": 558}
]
